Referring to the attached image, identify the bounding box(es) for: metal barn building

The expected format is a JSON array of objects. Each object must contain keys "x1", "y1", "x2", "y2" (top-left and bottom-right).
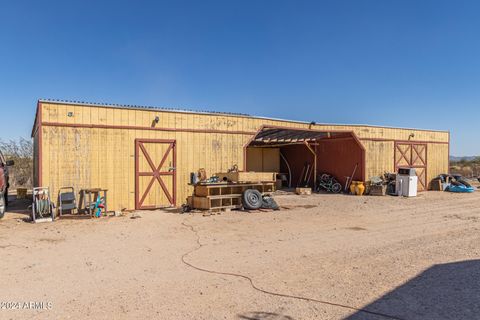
[{"x1": 32, "y1": 99, "x2": 450, "y2": 211}]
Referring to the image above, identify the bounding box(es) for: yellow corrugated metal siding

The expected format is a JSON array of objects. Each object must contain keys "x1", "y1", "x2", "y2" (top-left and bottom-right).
[
  {"x1": 37, "y1": 102, "x2": 449, "y2": 210},
  {"x1": 426, "y1": 143, "x2": 449, "y2": 187},
  {"x1": 362, "y1": 140, "x2": 395, "y2": 180}
]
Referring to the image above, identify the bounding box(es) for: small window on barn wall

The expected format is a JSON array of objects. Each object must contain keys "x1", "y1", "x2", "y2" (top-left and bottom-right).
[{"x1": 67, "y1": 112, "x2": 74, "y2": 117}]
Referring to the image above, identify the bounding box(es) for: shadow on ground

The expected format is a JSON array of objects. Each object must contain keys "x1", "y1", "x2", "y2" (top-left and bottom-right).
[
  {"x1": 345, "y1": 260, "x2": 480, "y2": 320},
  {"x1": 237, "y1": 312, "x2": 294, "y2": 320}
]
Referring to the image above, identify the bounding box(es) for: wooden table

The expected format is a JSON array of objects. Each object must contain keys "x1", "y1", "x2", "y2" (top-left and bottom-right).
[{"x1": 79, "y1": 188, "x2": 108, "y2": 217}]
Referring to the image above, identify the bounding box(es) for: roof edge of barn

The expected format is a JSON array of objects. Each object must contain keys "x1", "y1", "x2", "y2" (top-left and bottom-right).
[{"x1": 32, "y1": 98, "x2": 450, "y2": 136}]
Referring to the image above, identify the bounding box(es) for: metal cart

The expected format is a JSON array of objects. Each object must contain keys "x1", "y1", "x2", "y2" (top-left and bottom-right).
[{"x1": 31, "y1": 187, "x2": 55, "y2": 223}]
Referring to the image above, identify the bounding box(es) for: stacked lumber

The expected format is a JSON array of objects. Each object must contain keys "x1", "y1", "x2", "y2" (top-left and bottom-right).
[{"x1": 216, "y1": 172, "x2": 276, "y2": 183}]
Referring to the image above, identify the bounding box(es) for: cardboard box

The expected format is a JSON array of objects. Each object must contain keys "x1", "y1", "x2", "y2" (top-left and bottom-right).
[{"x1": 296, "y1": 187, "x2": 312, "y2": 195}]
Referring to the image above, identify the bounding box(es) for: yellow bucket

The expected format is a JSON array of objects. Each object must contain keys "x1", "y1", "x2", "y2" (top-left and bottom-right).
[{"x1": 350, "y1": 181, "x2": 365, "y2": 196}]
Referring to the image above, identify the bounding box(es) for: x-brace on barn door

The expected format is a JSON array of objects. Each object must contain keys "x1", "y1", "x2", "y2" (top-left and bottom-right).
[
  {"x1": 394, "y1": 142, "x2": 427, "y2": 191},
  {"x1": 135, "y1": 139, "x2": 176, "y2": 209}
]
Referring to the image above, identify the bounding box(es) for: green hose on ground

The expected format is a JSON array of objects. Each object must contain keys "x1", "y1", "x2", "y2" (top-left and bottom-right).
[{"x1": 37, "y1": 199, "x2": 50, "y2": 217}]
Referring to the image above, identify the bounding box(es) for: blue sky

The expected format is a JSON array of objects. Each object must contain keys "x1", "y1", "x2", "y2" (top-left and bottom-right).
[{"x1": 0, "y1": 0, "x2": 479, "y2": 155}]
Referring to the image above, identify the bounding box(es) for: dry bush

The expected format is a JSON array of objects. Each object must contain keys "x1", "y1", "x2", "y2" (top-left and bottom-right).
[
  {"x1": 0, "y1": 138, "x2": 33, "y2": 188},
  {"x1": 450, "y1": 158, "x2": 480, "y2": 177}
]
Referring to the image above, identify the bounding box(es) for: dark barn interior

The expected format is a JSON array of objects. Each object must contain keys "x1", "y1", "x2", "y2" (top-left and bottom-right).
[{"x1": 246, "y1": 127, "x2": 364, "y2": 190}]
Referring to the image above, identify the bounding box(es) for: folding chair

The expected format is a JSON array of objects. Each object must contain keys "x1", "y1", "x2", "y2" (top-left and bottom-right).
[{"x1": 58, "y1": 187, "x2": 77, "y2": 216}]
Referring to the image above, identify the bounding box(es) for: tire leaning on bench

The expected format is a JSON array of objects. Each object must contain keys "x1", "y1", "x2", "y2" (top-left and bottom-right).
[{"x1": 241, "y1": 189, "x2": 263, "y2": 210}]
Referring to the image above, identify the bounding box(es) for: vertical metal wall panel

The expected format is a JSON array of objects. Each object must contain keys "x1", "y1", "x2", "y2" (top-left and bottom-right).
[{"x1": 316, "y1": 138, "x2": 364, "y2": 186}]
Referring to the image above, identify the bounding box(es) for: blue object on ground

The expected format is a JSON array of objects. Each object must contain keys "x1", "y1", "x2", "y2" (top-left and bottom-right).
[{"x1": 446, "y1": 185, "x2": 475, "y2": 193}]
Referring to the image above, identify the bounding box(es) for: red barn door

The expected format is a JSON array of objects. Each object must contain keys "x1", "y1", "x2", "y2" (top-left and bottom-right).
[
  {"x1": 135, "y1": 139, "x2": 176, "y2": 209},
  {"x1": 394, "y1": 142, "x2": 427, "y2": 191}
]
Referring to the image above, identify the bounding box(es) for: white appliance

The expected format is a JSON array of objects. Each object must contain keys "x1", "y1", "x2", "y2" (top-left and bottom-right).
[{"x1": 396, "y1": 168, "x2": 418, "y2": 197}]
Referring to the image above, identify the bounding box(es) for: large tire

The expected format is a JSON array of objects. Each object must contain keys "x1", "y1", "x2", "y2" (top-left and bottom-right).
[
  {"x1": 0, "y1": 192, "x2": 5, "y2": 219},
  {"x1": 242, "y1": 189, "x2": 263, "y2": 210}
]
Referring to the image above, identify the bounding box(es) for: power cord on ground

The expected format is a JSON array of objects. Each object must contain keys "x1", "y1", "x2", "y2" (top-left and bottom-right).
[{"x1": 181, "y1": 219, "x2": 405, "y2": 320}]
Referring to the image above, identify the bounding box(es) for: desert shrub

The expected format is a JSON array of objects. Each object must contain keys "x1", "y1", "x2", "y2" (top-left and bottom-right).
[{"x1": 0, "y1": 138, "x2": 33, "y2": 188}]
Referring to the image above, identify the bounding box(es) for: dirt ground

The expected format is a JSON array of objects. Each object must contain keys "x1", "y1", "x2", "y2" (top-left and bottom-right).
[{"x1": 1, "y1": 188, "x2": 480, "y2": 320}]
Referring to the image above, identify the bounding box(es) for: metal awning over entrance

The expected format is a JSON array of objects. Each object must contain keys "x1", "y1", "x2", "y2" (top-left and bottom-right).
[
  {"x1": 249, "y1": 127, "x2": 352, "y2": 147},
  {"x1": 244, "y1": 126, "x2": 366, "y2": 188}
]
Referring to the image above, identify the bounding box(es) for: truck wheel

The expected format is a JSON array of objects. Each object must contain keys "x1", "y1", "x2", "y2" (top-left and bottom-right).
[
  {"x1": 0, "y1": 192, "x2": 5, "y2": 219},
  {"x1": 242, "y1": 189, "x2": 263, "y2": 210}
]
